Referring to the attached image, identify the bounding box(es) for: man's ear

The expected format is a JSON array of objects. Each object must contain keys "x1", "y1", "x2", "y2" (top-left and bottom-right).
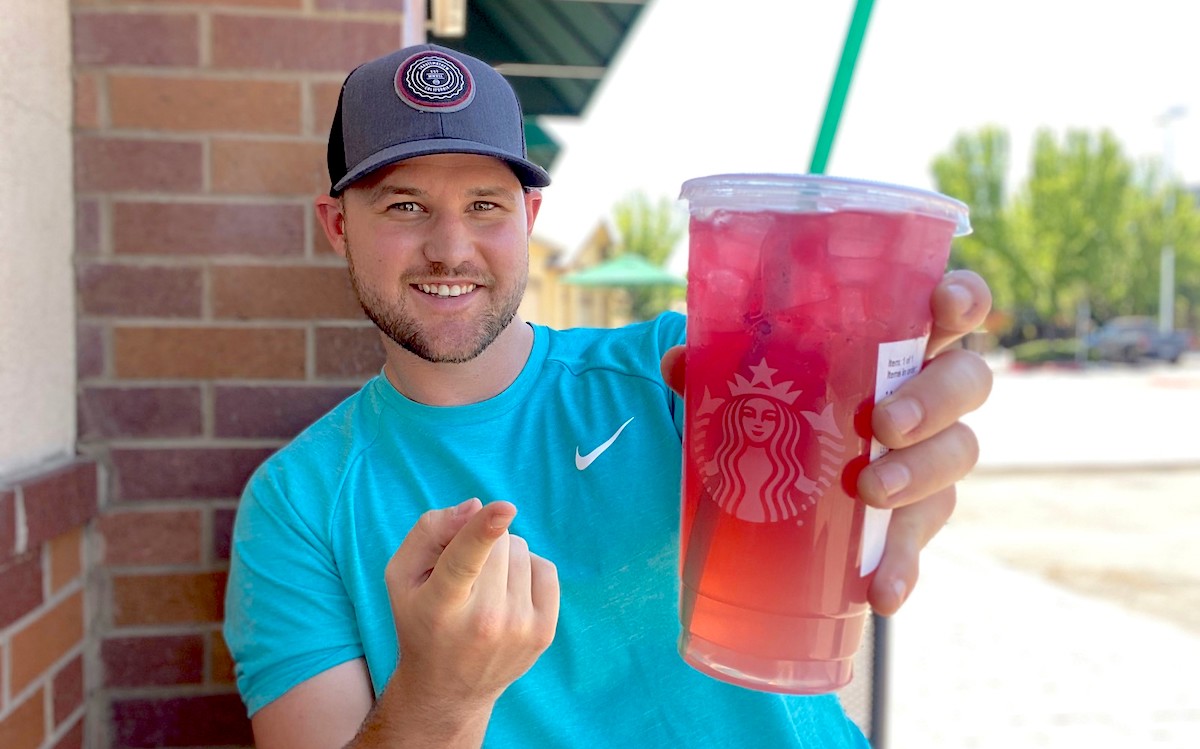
[
  {"x1": 524, "y1": 189, "x2": 543, "y2": 237},
  {"x1": 314, "y1": 195, "x2": 348, "y2": 258}
]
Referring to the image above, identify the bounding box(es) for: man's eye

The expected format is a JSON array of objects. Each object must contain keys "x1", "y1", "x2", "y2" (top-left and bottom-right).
[
  {"x1": 472, "y1": 201, "x2": 498, "y2": 212},
  {"x1": 388, "y1": 202, "x2": 422, "y2": 212}
]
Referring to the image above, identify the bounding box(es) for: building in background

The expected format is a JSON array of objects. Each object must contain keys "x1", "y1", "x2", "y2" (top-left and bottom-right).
[{"x1": 0, "y1": 2, "x2": 644, "y2": 746}]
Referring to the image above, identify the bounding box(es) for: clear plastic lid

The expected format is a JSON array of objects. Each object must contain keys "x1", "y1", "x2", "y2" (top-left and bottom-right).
[{"x1": 680, "y1": 173, "x2": 972, "y2": 237}]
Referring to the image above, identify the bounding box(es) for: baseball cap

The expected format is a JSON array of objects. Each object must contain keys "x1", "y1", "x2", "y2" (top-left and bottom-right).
[{"x1": 327, "y1": 43, "x2": 551, "y2": 194}]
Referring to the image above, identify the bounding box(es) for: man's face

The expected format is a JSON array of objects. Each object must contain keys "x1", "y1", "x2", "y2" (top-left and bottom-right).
[{"x1": 329, "y1": 154, "x2": 541, "y2": 364}]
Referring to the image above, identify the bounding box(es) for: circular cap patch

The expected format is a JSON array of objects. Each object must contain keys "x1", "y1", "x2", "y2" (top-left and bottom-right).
[{"x1": 394, "y1": 51, "x2": 475, "y2": 113}]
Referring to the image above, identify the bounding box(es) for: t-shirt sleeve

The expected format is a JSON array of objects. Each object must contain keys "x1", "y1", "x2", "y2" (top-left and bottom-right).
[{"x1": 223, "y1": 461, "x2": 364, "y2": 717}]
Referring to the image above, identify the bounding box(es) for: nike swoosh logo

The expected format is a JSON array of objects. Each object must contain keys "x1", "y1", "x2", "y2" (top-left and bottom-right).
[{"x1": 575, "y1": 417, "x2": 635, "y2": 471}]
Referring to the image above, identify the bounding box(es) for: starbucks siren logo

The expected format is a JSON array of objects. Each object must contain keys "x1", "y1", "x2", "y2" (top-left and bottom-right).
[{"x1": 695, "y1": 358, "x2": 845, "y2": 524}]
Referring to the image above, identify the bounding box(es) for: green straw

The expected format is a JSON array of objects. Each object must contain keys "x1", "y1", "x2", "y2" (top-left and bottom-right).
[{"x1": 808, "y1": 0, "x2": 876, "y2": 174}]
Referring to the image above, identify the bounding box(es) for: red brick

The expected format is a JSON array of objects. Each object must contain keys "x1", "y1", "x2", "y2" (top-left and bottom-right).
[
  {"x1": 79, "y1": 385, "x2": 203, "y2": 440},
  {"x1": 316, "y1": 0, "x2": 406, "y2": 9},
  {"x1": 110, "y1": 693, "x2": 253, "y2": 748},
  {"x1": 111, "y1": 571, "x2": 227, "y2": 626},
  {"x1": 212, "y1": 507, "x2": 236, "y2": 561},
  {"x1": 109, "y1": 75, "x2": 301, "y2": 133},
  {"x1": 78, "y1": 263, "x2": 203, "y2": 318},
  {"x1": 0, "y1": 490, "x2": 14, "y2": 559},
  {"x1": 76, "y1": 198, "x2": 100, "y2": 255},
  {"x1": 10, "y1": 591, "x2": 85, "y2": 694},
  {"x1": 0, "y1": 553, "x2": 41, "y2": 627},
  {"x1": 315, "y1": 324, "x2": 385, "y2": 379},
  {"x1": 77, "y1": 0, "x2": 300, "y2": 7},
  {"x1": 52, "y1": 718, "x2": 84, "y2": 749},
  {"x1": 74, "y1": 12, "x2": 200, "y2": 67},
  {"x1": 211, "y1": 139, "x2": 327, "y2": 195},
  {"x1": 99, "y1": 509, "x2": 202, "y2": 566},
  {"x1": 214, "y1": 385, "x2": 357, "y2": 438},
  {"x1": 113, "y1": 201, "x2": 304, "y2": 257},
  {"x1": 113, "y1": 326, "x2": 306, "y2": 379},
  {"x1": 49, "y1": 528, "x2": 84, "y2": 593},
  {"x1": 111, "y1": 447, "x2": 275, "y2": 501},
  {"x1": 22, "y1": 462, "x2": 98, "y2": 551},
  {"x1": 310, "y1": 80, "x2": 343, "y2": 141},
  {"x1": 74, "y1": 73, "x2": 100, "y2": 130},
  {"x1": 102, "y1": 634, "x2": 204, "y2": 687},
  {"x1": 77, "y1": 323, "x2": 105, "y2": 380},
  {"x1": 53, "y1": 656, "x2": 85, "y2": 724},
  {"x1": 75, "y1": 136, "x2": 203, "y2": 193},
  {"x1": 210, "y1": 630, "x2": 236, "y2": 683},
  {"x1": 212, "y1": 15, "x2": 402, "y2": 72},
  {"x1": 212, "y1": 264, "x2": 362, "y2": 320},
  {"x1": 0, "y1": 687, "x2": 44, "y2": 749}
]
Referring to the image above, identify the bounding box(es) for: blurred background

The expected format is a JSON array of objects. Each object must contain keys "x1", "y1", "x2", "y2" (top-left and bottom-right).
[{"x1": 1, "y1": 0, "x2": 1197, "y2": 747}]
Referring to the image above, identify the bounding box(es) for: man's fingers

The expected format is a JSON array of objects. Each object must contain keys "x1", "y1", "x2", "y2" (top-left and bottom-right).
[
  {"x1": 928, "y1": 269, "x2": 992, "y2": 357},
  {"x1": 868, "y1": 486, "x2": 957, "y2": 616},
  {"x1": 660, "y1": 345, "x2": 686, "y2": 397},
  {"x1": 507, "y1": 534, "x2": 532, "y2": 602},
  {"x1": 428, "y1": 501, "x2": 517, "y2": 605},
  {"x1": 387, "y1": 498, "x2": 482, "y2": 587},
  {"x1": 857, "y1": 422, "x2": 979, "y2": 509},
  {"x1": 529, "y1": 553, "x2": 560, "y2": 645},
  {"x1": 873, "y1": 348, "x2": 993, "y2": 449}
]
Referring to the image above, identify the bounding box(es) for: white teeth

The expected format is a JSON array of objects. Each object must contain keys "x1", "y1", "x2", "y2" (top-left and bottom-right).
[{"x1": 418, "y1": 283, "x2": 477, "y2": 298}]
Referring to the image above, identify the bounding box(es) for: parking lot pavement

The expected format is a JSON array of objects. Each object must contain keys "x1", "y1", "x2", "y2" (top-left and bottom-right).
[
  {"x1": 887, "y1": 531, "x2": 1200, "y2": 749},
  {"x1": 878, "y1": 355, "x2": 1200, "y2": 748},
  {"x1": 964, "y1": 354, "x2": 1200, "y2": 471}
]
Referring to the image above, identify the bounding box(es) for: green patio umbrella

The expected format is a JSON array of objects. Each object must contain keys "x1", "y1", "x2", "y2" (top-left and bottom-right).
[{"x1": 561, "y1": 254, "x2": 686, "y2": 288}]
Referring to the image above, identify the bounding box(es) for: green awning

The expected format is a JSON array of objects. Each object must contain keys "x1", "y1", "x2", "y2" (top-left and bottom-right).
[
  {"x1": 562, "y1": 254, "x2": 686, "y2": 287},
  {"x1": 522, "y1": 117, "x2": 561, "y2": 173},
  {"x1": 431, "y1": 1, "x2": 650, "y2": 172}
]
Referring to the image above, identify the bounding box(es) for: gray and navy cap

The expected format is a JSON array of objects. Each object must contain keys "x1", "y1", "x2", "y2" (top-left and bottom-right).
[{"x1": 327, "y1": 43, "x2": 551, "y2": 194}]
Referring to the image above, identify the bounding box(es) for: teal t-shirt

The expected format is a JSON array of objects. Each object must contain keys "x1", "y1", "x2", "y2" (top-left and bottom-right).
[{"x1": 224, "y1": 312, "x2": 868, "y2": 747}]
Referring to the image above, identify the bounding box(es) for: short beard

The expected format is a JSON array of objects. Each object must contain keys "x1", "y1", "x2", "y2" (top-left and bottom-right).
[{"x1": 344, "y1": 235, "x2": 527, "y2": 364}]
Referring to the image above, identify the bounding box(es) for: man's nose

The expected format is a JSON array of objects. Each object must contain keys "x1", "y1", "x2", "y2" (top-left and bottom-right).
[{"x1": 422, "y1": 214, "x2": 474, "y2": 268}]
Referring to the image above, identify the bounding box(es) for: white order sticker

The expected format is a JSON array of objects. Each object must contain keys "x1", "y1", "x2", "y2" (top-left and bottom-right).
[{"x1": 860, "y1": 336, "x2": 929, "y2": 576}]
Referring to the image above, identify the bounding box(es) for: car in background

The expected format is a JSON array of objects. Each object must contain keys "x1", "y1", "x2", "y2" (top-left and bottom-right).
[{"x1": 1086, "y1": 316, "x2": 1191, "y2": 364}]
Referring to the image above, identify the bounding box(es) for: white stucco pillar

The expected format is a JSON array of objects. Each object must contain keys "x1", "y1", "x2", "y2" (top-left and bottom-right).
[{"x1": 0, "y1": 0, "x2": 76, "y2": 475}]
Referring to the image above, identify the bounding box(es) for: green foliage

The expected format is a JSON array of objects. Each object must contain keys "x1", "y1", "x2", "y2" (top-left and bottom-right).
[
  {"x1": 610, "y1": 191, "x2": 687, "y2": 320},
  {"x1": 932, "y1": 127, "x2": 1200, "y2": 339},
  {"x1": 1010, "y1": 338, "x2": 1096, "y2": 364}
]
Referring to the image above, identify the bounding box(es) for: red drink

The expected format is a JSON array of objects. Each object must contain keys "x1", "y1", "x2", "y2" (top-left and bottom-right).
[{"x1": 678, "y1": 175, "x2": 969, "y2": 693}]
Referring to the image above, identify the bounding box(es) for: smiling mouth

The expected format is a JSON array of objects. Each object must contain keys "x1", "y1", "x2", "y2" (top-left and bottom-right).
[{"x1": 416, "y1": 282, "x2": 478, "y2": 298}]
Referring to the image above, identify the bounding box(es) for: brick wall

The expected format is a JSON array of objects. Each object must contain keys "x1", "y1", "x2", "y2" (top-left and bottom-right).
[
  {"x1": 0, "y1": 460, "x2": 97, "y2": 749},
  {"x1": 72, "y1": 1, "x2": 407, "y2": 745}
]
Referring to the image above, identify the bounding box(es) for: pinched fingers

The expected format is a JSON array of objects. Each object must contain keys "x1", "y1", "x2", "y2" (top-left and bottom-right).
[
  {"x1": 872, "y1": 348, "x2": 992, "y2": 450},
  {"x1": 386, "y1": 498, "x2": 483, "y2": 589},
  {"x1": 868, "y1": 485, "x2": 957, "y2": 616},
  {"x1": 430, "y1": 501, "x2": 517, "y2": 605}
]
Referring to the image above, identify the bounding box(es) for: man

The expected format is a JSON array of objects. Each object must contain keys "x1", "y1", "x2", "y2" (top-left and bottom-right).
[{"x1": 225, "y1": 43, "x2": 993, "y2": 748}]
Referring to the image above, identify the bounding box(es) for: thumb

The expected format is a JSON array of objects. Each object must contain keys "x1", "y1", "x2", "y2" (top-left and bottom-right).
[
  {"x1": 660, "y1": 345, "x2": 686, "y2": 397},
  {"x1": 427, "y1": 501, "x2": 517, "y2": 605}
]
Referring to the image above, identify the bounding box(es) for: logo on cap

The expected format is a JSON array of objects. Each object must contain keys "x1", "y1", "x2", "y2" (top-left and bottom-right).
[{"x1": 394, "y1": 51, "x2": 475, "y2": 113}]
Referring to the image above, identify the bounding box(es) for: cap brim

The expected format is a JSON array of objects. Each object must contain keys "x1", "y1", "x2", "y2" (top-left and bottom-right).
[{"x1": 333, "y1": 138, "x2": 551, "y2": 193}]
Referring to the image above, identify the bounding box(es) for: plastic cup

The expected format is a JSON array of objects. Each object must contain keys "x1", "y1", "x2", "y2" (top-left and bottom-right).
[{"x1": 677, "y1": 174, "x2": 970, "y2": 693}]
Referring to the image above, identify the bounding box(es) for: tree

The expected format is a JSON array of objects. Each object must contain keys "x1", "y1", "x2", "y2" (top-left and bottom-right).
[
  {"x1": 609, "y1": 191, "x2": 687, "y2": 320},
  {"x1": 931, "y1": 126, "x2": 1030, "y2": 312},
  {"x1": 931, "y1": 126, "x2": 1200, "y2": 339}
]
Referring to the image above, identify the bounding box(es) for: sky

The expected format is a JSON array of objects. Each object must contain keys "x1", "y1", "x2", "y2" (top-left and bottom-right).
[{"x1": 532, "y1": 0, "x2": 1200, "y2": 264}]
